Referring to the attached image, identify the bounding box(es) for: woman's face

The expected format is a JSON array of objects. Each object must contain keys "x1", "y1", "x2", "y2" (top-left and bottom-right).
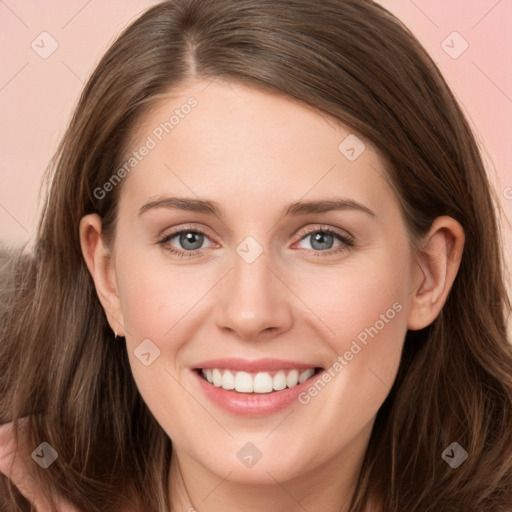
[{"x1": 105, "y1": 79, "x2": 418, "y2": 486}]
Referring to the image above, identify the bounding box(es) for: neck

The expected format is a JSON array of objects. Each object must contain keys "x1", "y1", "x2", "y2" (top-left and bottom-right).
[{"x1": 168, "y1": 422, "x2": 378, "y2": 512}]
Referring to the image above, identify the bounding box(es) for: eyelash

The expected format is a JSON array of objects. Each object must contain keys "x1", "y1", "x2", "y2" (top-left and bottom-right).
[{"x1": 157, "y1": 224, "x2": 355, "y2": 259}]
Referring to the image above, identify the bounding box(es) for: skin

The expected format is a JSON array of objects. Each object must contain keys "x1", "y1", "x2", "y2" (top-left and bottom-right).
[{"x1": 0, "y1": 78, "x2": 464, "y2": 512}]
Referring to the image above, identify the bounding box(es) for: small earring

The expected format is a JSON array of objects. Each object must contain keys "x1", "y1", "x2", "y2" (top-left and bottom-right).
[{"x1": 114, "y1": 330, "x2": 118, "y2": 339}]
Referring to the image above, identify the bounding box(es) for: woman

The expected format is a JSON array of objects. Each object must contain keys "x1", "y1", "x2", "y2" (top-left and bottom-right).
[{"x1": 1, "y1": 0, "x2": 511, "y2": 511}]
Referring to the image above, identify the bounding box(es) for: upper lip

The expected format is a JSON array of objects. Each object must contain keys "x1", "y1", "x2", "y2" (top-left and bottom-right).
[{"x1": 193, "y1": 358, "x2": 321, "y2": 373}]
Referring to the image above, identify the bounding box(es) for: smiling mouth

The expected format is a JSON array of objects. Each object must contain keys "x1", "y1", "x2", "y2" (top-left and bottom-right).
[{"x1": 195, "y1": 367, "x2": 323, "y2": 393}]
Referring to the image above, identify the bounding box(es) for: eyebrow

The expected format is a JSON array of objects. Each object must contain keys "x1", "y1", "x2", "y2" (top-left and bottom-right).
[{"x1": 138, "y1": 197, "x2": 375, "y2": 218}]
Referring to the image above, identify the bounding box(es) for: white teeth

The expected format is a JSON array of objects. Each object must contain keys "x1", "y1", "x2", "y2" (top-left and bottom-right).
[
  {"x1": 298, "y1": 368, "x2": 315, "y2": 384},
  {"x1": 212, "y1": 368, "x2": 222, "y2": 387},
  {"x1": 254, "y1": 372, "x2": 273, "y2": 393},
  {"x1": 273, "y1": 370, "x2": 287, "y2": 390},
  {"x1": 200, "y1": 367, "x2": 317, "y2": 393},
  {"x1": 234, "y1": 371, "x2": 253, "y2": 392},
  {"x1": 286, "y1": 369, "x2": 299, "y2": 388},
  {"x1": 222, "y1": 370, "x2": 235, "y2": 390}
]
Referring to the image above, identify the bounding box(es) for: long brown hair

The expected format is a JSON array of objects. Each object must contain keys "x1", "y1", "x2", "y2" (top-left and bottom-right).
[{"x1": 1, "y1": 0, "x2": 511, "y2": 510}]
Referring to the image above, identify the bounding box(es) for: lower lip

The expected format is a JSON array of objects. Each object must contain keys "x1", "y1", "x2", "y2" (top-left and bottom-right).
[{"x1": 192, "y1": 369, "x2": 321, "y2": 416}]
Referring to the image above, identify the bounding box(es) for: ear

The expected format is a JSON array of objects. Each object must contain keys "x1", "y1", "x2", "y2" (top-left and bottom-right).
[
  {"x1": 79, "y1": 214, "x2": 126, "y2": 337},
  {"x1": 407, "y1": 216, "x2": 465, "y2": 331}
]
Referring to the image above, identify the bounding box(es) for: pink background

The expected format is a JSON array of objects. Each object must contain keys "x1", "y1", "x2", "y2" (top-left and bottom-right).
[{"x1": 1, "y1": 1, "x2": 511, "y2": 296}]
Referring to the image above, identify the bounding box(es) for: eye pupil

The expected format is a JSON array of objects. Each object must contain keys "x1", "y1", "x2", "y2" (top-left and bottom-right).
[
  {"x1": 311, "y1": 232, "x2": 334, "y2": 251},
  {"x1": 180, "y1": 232, "x2": 204, "y2": 250}
]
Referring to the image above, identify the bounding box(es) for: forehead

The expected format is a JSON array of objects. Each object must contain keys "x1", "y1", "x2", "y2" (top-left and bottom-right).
[{"x1": 119, "y1": 79, "x2": 397, "y2": 220}]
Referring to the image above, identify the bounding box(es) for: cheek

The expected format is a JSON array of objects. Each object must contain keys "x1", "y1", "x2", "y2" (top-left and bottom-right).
[
  {"x1": 300, "y1": 248, "x2": 410, "y2": 350},
  {"x1": 114, "y1": 258, "x2": 205, "y2": 443},
  {"x1": 112, "y1": 247, "x2": 219, "y2": 416},
  {"x1": 292, "y1": 250, "x2": 411, "y2": 436},
  {"x1": 114, "y1": 243, "x2": 209, "y2": 341}
]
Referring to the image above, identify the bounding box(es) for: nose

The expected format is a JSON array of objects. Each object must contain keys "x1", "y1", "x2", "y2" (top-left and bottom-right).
[{"x1": 214, "y1": 247, "x2": 293, "y2": 341}]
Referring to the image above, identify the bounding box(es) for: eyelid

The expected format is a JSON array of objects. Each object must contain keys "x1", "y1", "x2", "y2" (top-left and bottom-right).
[
  {"x1": 158, "y1": 222, "x2": 355, "y2": 257},
  {"x1": 294, "y1": 223, "x2": 354, "y2": 243},
  {"x1": 157, "y1": 223, "x2": 216, "y2": 246}
]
